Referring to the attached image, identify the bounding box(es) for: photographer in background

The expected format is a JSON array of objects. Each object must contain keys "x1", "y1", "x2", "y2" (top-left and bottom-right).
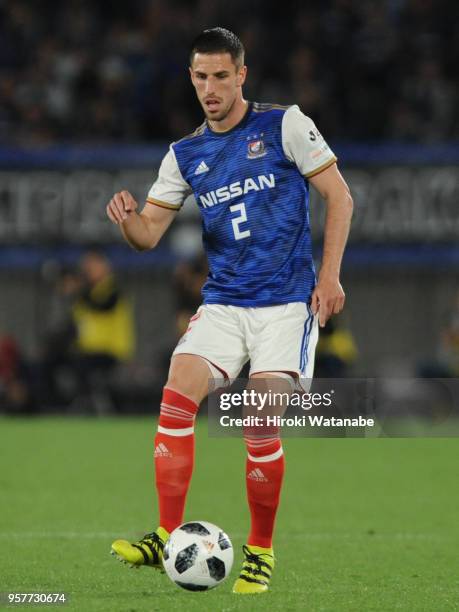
[
  {"x1": 40, "y1": 251, "x2": 135, "y2": 413},
  {"x1": 70, "y1": 250, "x2": 135, "y2": 414}
]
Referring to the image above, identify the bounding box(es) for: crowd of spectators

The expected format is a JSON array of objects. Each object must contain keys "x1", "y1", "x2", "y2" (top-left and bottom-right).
[{"x1": 0, "y1": 0, "x2": 457, "y2": 145}]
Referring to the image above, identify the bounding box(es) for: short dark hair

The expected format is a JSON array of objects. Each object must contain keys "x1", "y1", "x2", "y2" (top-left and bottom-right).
[{"x1": 190, "y1": 27, "x2": 245, "y2": 68}]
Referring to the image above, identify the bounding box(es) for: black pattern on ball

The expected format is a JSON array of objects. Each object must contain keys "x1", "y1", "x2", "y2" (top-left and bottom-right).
[
  {"x1": 175, "y1": 543, "x2": 199, "y2": 574},
  {"x1": 206, "y1": 556, "x2": 226, "y2": 581},
  {"x1": 179, "y1": 522, "x2": 211, "y2": 536},
  {"x1": 218, "y1": 531, "x2": 231, "y2": 550},
  {"x1": 175, "y1": 582, "x2": 209, "y2": 591}
]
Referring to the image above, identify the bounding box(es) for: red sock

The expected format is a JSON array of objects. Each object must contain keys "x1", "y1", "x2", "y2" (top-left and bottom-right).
[
  {"x1": 154, "y1": 388, "x2": 198, "y2": 533},
  {"x1": 245, "y1": 435, "x2": 285, "y2": 548}
]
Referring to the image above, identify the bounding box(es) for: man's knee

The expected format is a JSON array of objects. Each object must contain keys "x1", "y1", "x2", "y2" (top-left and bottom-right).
[{"x1": 166, "y1": 354, "x2": 212, "y2": 404}]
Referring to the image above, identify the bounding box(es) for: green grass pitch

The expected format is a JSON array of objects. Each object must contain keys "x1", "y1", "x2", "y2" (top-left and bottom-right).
[{"x1": 1, "y1": 417, "x2": 458, "y2": 611}]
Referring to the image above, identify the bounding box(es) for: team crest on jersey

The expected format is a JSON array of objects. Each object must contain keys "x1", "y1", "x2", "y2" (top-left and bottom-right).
[{"x1": 247, "y1": 133, "x2": 267, "y2": 159}]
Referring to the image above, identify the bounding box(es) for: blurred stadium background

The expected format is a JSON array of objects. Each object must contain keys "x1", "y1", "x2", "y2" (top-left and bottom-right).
[{"x1": 0, "y1": 0, "x2": 458, "y2": 414}]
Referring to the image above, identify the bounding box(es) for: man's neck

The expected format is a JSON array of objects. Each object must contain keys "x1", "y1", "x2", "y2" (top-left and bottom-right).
[{"x1": 208, "y1": 97, "x2": 249, "y2": 133}]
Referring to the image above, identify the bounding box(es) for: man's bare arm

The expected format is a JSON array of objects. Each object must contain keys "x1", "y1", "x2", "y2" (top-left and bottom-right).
[
  {"x1": 308, "y1": 164, "x2": 353, "y2": 327},
  {"x1": 106, "y1": 190, "x2": 177, "y2": 251}
]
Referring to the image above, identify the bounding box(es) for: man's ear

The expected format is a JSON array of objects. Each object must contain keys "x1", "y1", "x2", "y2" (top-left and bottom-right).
[{"x1": 236, "y1": 65, "x2": 247, "y2": 87}]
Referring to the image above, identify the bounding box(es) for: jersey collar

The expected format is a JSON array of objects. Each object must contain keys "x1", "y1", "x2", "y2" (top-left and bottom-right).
[{"x1": 206, "y1": 102, "x2": 252, "y2": 136}]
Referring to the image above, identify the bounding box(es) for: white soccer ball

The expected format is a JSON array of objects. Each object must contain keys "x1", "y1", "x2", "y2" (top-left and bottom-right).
[{"x1": 163, "y1": 521, "x2": 234, "y2": 591}]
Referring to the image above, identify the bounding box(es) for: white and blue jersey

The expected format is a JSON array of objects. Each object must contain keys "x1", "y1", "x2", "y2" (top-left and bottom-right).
[{"x1": 147, "y1": 102, "x2": 337, "y2": 307}]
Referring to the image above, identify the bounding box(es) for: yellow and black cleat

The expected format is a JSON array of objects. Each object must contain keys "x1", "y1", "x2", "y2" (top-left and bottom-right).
[
  {"x1": 232, "y1": 544, "x2": 275, "y2": 594},
  {"x1": 110, "y1": 526, "x2": 169, "y2": 569}
]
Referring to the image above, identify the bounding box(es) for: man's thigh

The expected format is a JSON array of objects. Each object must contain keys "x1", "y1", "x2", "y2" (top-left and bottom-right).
[
  {"x1": 248, "y1": 302, "x2": 319, "y2": 390},
  {"x1": 172, "y1": 305, "x2": 249, "y2": 380}
]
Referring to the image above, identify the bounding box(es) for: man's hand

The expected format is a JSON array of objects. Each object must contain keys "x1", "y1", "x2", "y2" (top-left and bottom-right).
[
  {"x1": 105, "y1": 191, "x2": 178, "y2": 251},
  {"x1": 106, "y1": 190, "x2": 138, "y2": 225},
  {"x1": 311, "y1": 275, "x2": 345, "y2": 328}
]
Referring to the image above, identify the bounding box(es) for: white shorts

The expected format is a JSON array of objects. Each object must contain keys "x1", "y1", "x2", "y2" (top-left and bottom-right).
[{"x1": 172, "y1": 303, "x2": 319, "y2": 390}]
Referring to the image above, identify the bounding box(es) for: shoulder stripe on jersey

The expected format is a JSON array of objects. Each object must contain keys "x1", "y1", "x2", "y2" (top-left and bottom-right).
[
  {"x1": 304, "y1": 157, "x2": 337, "y2": 179},
  {"x1": 146, "y1": 197, "x2": 181, "y2": 210},
  {"x1": 252, "y1": 102, "x2": 291, "y2": 113},
  {"x1": 175, "y1": 121, "x2": 207, "y2": 144}
]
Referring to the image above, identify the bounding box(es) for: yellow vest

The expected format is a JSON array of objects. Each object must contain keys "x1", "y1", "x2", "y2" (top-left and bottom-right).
[{"x1": 72, "y1": 277, "x2": 135, "y2": 361}]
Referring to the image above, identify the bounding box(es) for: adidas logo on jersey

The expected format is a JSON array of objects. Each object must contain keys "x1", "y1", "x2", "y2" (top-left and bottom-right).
[
  {"x1": 247, "y1": 467, "x2": 268, "y2": 482},
  {"x1": 154, "y1": 442, "x2": 172, "y2": 457},
  {"x1": 194, "y1": 160, "x2": 209, "y2": 175}
]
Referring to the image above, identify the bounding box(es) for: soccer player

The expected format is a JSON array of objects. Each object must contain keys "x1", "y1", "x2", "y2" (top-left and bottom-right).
[{"x1": 107, "y1": 27, "x2": 353, "y2": 594}]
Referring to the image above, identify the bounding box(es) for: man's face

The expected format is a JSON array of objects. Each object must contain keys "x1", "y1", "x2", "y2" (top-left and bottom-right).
[
  {"x1": 81, "y1": 254, "x2": 110, "y2": 285},
  {"x1": 190, "y1": 52, "x2": 246, "y2": 122}
]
